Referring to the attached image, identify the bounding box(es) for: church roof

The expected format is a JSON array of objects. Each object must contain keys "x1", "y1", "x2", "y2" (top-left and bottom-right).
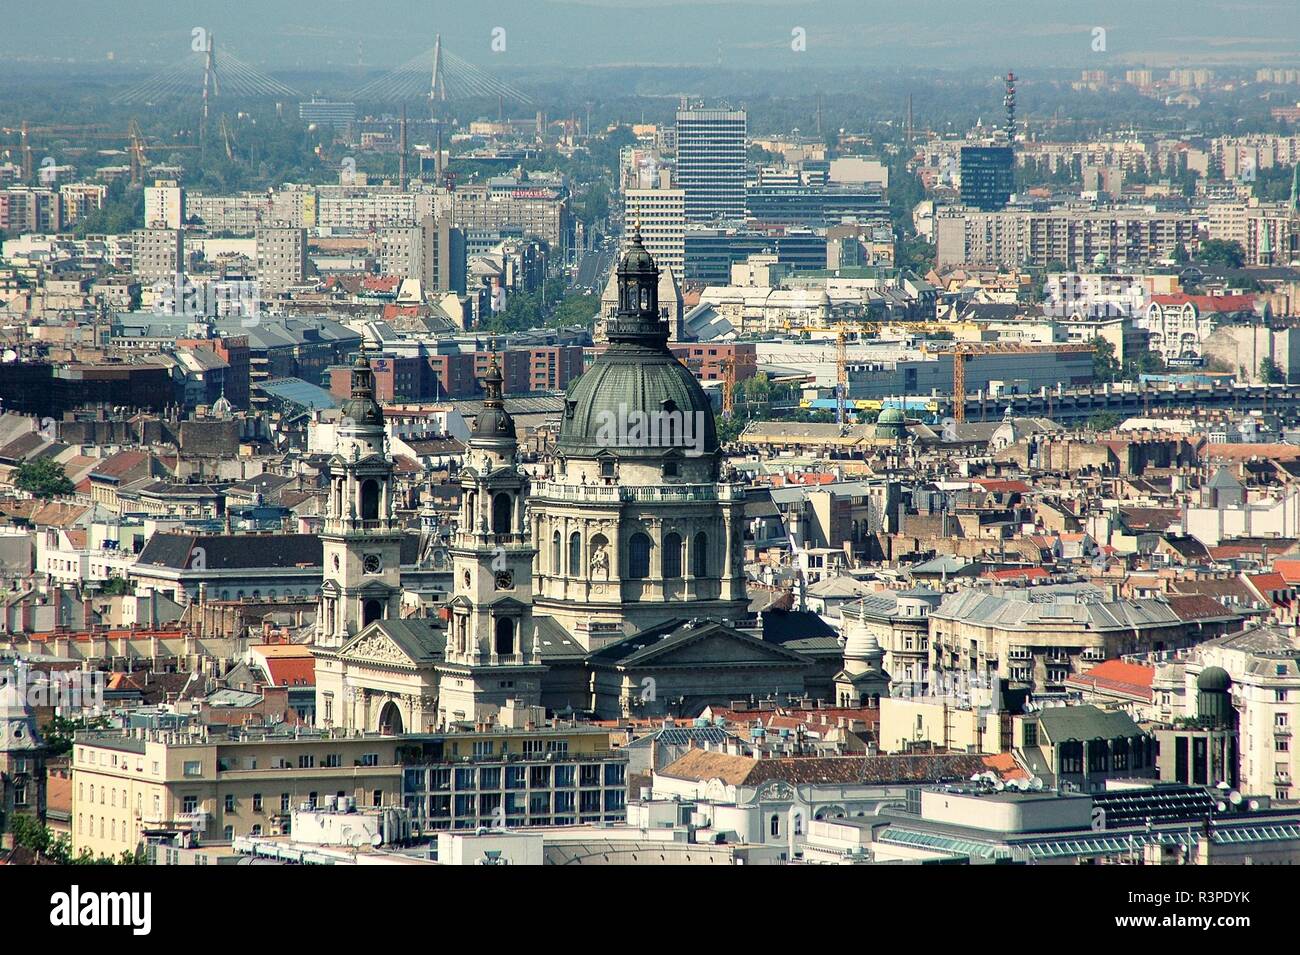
[{"x1": 587, "y1": 618, "x2": 813, "y2": 668}]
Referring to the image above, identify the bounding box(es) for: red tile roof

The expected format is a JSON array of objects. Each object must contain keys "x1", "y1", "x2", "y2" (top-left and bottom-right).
[
  {"x1": 984, "y1": 566, "x2": 1051, "y2": 582},
  {"x1": 1065, "y1": 660, "x2": 1155, "y2": 702},
  {"x1": 264, "y1": 657, "x2": 315, "y2": 687},
  {"x1": 1273, "y1": 558, "x2": 1300, "y2": 585},
  {"x1": 1149, "y1": 293, "x2": 1257, "y2": 313}
]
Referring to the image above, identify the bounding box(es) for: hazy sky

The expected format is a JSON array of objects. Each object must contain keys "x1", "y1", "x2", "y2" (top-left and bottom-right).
[{"x1": 2, "y1": 0, "x2": 1297, "y2": 72}]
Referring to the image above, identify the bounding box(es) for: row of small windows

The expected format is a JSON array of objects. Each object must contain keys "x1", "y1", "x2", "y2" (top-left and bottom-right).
[{"x1": 550, "y1": 531, "x2": 707, "y2": 579}]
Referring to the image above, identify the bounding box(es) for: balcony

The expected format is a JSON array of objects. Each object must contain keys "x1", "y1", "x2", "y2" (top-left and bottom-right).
[{"x1": 528, "y1": 481, "x2": 743, "y2": 506}]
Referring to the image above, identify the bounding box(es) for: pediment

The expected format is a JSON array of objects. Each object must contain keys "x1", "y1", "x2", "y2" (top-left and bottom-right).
[{"x1": 339, "y1": 625, "x2": 419, "y2": 666}]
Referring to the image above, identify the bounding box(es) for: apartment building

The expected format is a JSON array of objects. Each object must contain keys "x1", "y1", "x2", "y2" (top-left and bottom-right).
[
  {"x1": 144, "y1": 180, "x2": 185, "y2": 229},
  {"x1": 448, "y1": 184, "x2": 571, "y2": 259},
  {"x1": 131, "y1": 227, "x2": 183, "y2": 285},
  {"x1": 72, "y1": 721, "x2": 629, "y2": 857},
  {"x1": 929, "y1": 583, "x2": 1239, "y2": 695},
  {"x1": 625, "y1": 183, "x2": 686, "y2": 279},
  {"x1": 59, "y1": 183, "x2": 107, "y2": 227},
  {"x1": 71, "y1": 728, "x2": 406, "y2": 858},
  {"x1": 1182, "y1": 625, "x2": 1300, "y2": 800},
  {"x1": 936, "y1": 208, "x2": 1198, "y2": 269},
  {"x1": 254, "y1": 226, "x2": 308, "y2": 295}
]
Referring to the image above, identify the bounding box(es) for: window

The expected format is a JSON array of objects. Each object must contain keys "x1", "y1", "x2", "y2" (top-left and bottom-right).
[
  {"x1": 628, "y1": 533, "x2": 652, "y2": 579},
  {"x1": 492, "y1": 493, "x2": 512, "y2": 534},
  {"x1": 280, "y1": 793, "x2": 290, "y2": 812},
  {"x1": 252, "y1": 793, "x2": 262, "y2": 812},
  {"x1": 662, "y1": 532, "x2": 683, "y2": 579},
  {"x1": 224, "y1": 794, "x2": 235, "y2": 813},
  {"x1": 373, "y1": 790, "x2": 382, "y2": 807},
  {"x1": 552, "y1": 532, "x2": 561, "y2": 573},
  {"x1": 183, "y1": 795, "x2": 198, "y2": 814},
  {"x1": 299, "y1": 755, "x2": 315, "y2": 769},
  {"x1": 183, "y1": 760, "x2": 201, "y2": 777},
  {"x1": 473, "y1": 740, "x2": 494, "y2": 757},
  {"x1": 663, "y1": 459, "x2": 678, "y2": 477},
  {"x1": 770, "y1": 814, "x2": 780, "y2": 837},
  {"x1": 494, "y1": 618, "x2": 515, "y2": 657},
  {"x1": 693, "y1": 532, "x2": 708, "y2": 577},
  {"x1": 600, "y1": 458, "x2": 615, "y2": 479},
  {"x1": 569, "y1": 532, "x2": 582, "y2": 575}
]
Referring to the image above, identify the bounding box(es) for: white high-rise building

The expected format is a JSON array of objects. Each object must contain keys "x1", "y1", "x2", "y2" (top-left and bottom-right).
[
  {"x1": 624, "y1": 181, "x2": 685, "y2": 280},
  {"x1": 144, "y1": 180, "x2": 185, "y2": 229}
]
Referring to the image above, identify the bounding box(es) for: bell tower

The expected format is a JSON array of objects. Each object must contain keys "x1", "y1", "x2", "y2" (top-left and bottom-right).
[
  {"x1": 437, "y1": 357, "x2": 546, "y2": 725},
  {"x1": 316, "y1": 347, "x2": 403, "y2": 649}
]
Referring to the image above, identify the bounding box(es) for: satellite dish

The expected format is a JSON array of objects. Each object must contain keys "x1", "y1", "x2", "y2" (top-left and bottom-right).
[
  {"x1": 1216, "y1": 780, "x2": 1231, "y2": 791},
  {"x1": 994, "y1": 780, "x2": 1005, "y2": 792},
  {"x1": 970, "y1": 773, "x2": 983, "y2": 782},
  {"x1": 1216, "y1": 801, "x2": 1228, "y2": 812},
  {"x1": 1248, "y1": 799, "x2": 1261, "y2": 811},
  {"x1": 1, "y1": 349, "x2": 16, "y2": 362},
  {"x1": 370, "y1": 833, "x2": 383, "y2": 847},
  {"x1": 1229, "y1": 791, "x2": 1243, "y2": 806},
  {"x1": 1030, "y1": 776, "x2": 1044, "y2": 791}
]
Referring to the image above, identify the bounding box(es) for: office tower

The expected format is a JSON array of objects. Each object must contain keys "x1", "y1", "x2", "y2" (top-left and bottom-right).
[
  {"x1": 959, "y1": 146, "x2": 1015, "y2": 212},
  {"x1": 675, "y1": 107, "x2": 747, "y2": 222}
]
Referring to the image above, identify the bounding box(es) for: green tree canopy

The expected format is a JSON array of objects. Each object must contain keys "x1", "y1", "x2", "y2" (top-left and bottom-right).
[{"x1": 14, "y1": 459, "x2": 74, "y2": 499}]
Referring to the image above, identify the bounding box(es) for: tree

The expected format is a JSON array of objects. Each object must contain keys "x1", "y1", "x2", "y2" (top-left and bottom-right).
[
  {"x1": 1196, "y1": 239, "x2": 1246, "y2": 269},
  {"x1": 1087, "y1": 412, "x2": 1123, "y2": 431},
  {"x1": 13, "y1": 459, "x2": 74, "y2": 499},
  {"x1": 41, "y1": 715, "x2": 111, "y2": 757},
  {"x1": 1260, "y1": 357, "x2": 1285, "y2": 384},
  {"x1": 1171, "y1": 241, "x2": 1190, "y2": 265},
  {"x1": 1091, "y1": 336, "x2": 1120, "y2": 382}
]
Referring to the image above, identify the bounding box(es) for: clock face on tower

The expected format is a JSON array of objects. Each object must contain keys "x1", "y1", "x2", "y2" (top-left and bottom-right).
[
  {"x1": 494, "y1": 570, "x2": 514, "y2": 590},
  {"x1": 363, "y1": 554, "x2": 382, "y2": 574}
]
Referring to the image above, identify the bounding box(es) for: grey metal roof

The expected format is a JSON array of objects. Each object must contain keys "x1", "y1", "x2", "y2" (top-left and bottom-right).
[
  {"x1": 932, "y1": 586, "x2": 1182, "y2": 632},
  {"x1": 1036, "y1": 704, "x2": 1142, "y2": 743}
]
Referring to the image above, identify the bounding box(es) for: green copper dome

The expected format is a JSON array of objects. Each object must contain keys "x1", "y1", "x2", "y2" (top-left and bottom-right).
[
  {"x1": 557, "y1": 232, "x2": 718, "y2": 459},
  {"x1": 556, "y1": 344, "x2": 719, "y2": 458}
]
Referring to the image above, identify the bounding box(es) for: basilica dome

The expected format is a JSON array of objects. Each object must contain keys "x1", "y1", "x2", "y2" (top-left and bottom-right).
[{"x1": 556, "y1": 231, "x2": 718, "y2": 459}]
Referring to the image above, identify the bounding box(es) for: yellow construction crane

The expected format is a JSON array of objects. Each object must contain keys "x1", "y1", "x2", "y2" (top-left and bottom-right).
[
  {"x1": 923, "y1": 341, "x2": 1094, "y2": 423},
  {"x1": 721, "y1": 356, "x2": 736, "y2": 419}
]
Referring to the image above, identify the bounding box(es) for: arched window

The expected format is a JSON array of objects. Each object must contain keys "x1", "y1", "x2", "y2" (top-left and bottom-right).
[
  {"x1": 363, "y1": 599, "x2": 382, "y2": 627},
  {"x1": 360, "y1": 479, "x2": 380, "y2": 521},
  {"x1": 495, "y1": 618, "x2": 515, "y2": 657},
  {"x1": 569, "y1": 532, "x2": 582, "y2": 575},
  {"x1": 492, "y1": 493, "x2": 512, "y2": 534},
  {"x1": 552, "y1": 531, "x2": 561, "y2": 573},
  {"x1": 663, "y1": 532, "x2": 683, "y2": 579},
  {"x1": 628, "y1": 533, "x2": 652, "y2": 580},
  {"x1": 693, "y1": 532, "x2": 708, "y2": 577},
  {"x1": 770, "y1": 814, "x2": 780, "y2": 837}
]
